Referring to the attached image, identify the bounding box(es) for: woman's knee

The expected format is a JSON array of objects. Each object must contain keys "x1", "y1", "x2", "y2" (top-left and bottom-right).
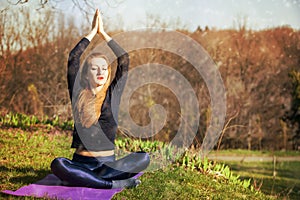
[
  {"x1": 133, "y1": 151, "x2": 150, "y2": 166},
  {"x1": 120, "y1": 151, "x2": 150, "y2": 171},
  {"x1": 50, "y1": 157, "x2": 70, "y2": 174}
]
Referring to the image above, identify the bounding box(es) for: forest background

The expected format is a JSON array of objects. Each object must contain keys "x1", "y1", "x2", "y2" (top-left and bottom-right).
[{"x1": 0, "y1": 0, "x2": 299, "y2": 151}]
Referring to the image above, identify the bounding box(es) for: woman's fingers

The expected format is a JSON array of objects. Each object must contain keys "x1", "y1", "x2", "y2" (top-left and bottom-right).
[
  {"x1": 92, "y1": 9, "x2": 100, "y2": 30},
  {"x1": 97, "y1": 11, "x2": 104, "y2": 33}
]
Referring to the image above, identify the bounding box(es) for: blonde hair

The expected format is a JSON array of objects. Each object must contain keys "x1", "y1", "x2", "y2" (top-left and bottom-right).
[{"x1": 75, "y1": 53, "x2": 111, "y2": 128}]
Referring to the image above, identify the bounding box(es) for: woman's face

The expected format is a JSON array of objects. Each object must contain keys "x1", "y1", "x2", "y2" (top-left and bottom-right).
[{"x1": 88, "y1": 57, "x2": 109, "y2": 88}]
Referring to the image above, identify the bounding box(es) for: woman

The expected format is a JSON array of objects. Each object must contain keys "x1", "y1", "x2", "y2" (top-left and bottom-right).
[{"x1": 51, "y1": 9, "x2": 150, "y2": 189}]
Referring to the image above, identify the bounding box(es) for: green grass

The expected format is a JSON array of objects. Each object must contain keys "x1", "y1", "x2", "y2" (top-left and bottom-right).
[
  {"x1": 0, "y1": 128, "x2": 73, "y2": 192},
  {"x1": 0, "y1": 127, "x2": 273, "y2": 200},
  {"x1": 0, "y1": 112, "x2": 74, "y2": 131},
  {"x1": 210, "y1": 149, "x2": 300, "y2": 157},
  {"x1": 223, "y1": 161, "x2": 300, "y2": 199},
  {"x1": 113, "y1": 167, "x2": 270, "y2": 200}
]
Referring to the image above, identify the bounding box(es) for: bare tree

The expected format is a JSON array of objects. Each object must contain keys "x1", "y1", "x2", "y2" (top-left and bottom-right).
[{"x1": 3, "y1": 0, "x2": 125, "y2": 15}]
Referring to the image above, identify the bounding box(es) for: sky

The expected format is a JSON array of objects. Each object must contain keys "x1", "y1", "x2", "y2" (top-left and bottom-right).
[
  {"x1": 55, "y1": 0, "x2": 300, "y2": 31},
  {"x1": 1, "y1": 0, "x2": 300, "y2": 31}
]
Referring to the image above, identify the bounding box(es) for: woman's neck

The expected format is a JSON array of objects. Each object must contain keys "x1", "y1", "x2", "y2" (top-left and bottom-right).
[{"x1": 90, "y1": 85, "x2": 104, "y2": 96}]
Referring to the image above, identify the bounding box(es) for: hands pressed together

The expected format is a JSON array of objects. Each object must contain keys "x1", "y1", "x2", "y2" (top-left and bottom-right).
[
  {"x1": 92, "y1": 9, "x2": 111, "y2": 41},
  {"x1": 88, "y1": 9, "x2": 111, "y2": 42}
]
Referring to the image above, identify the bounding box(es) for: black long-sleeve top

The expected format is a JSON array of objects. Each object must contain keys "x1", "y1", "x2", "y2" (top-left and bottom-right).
[{"x1": 67, "y1": 38, "x2": 129, "y2": 151}]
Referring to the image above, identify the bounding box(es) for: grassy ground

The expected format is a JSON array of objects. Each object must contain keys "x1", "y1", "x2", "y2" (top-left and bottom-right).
[
  {"x1": 210, "y1": 149, "x2": 300, "y2": 157},
  {"x1": 0, "y1": 127, "x2": 278, "y2": 199},
  {"x1": 0, "y1": 128, "x2": 73, "y2": 192},
  {"x1": 113, "y1": 167, "x2": 270, "y2": 200},
  {"x1": 223, "y1": 161, "x2": 300, "y2": 200},
  {"x1": 209, "y1": 149, "x2": 300, "y2": 199}
]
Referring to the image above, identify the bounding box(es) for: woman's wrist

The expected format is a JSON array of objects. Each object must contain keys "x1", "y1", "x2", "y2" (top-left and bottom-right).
[
  {"x1": 85, "y1": 28, "x2": 98, "y2": 42},
  {"x1": 100, "y1": 31, "x2": 112, "y2": 42}
]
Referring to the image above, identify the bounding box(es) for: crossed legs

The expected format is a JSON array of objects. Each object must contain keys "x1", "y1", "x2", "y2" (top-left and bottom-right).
[{"x1": 50, "y1": 151, "x2": 150, "y2": 189}]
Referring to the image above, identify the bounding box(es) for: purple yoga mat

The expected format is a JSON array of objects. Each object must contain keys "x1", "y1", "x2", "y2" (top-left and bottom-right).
[{"x1": 2, "y1": 173, "x2": 142, "y2": 200}]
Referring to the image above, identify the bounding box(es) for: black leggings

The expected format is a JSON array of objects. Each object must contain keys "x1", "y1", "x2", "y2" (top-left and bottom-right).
[{"x1": 50, "y1": 151, "x2": 150, "y2": 189}]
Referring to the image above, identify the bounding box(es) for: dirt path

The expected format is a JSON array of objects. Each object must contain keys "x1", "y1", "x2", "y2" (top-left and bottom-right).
[{"x1": 208, "y1": 155, "x2": 300, "y2": 162}]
